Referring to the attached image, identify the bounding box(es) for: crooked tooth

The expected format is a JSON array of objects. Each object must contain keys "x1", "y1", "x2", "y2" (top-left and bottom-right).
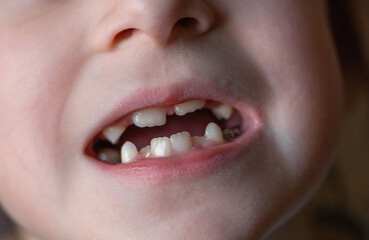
[
  {"x1": 170, "y1": 131, "x2": 192, "y2": 154},
  {"x1": 98, "y1": 148, "x2": 121, "y2": 164},
  {"x1": 205, "y1": 122, "x2": 224, "y2": 143},
  {"x1": 151, "y1": 137, "x2": 172, "y2": 157},
  {"x1": 102, "y1": 126, "x2": 126, "y2": 144},
  {"x1": 174, "y1": 100, "x2": 205, "y2": 116},
  {"x1": 121, "y1": 141, "x2": 138, "y2": 163},
  {"x1": 139, "y1": 145, "x2": 151, "y2": 158},
  {"x1": 132, "y1": 108, "x2": 166, "y2": 128},
  {"x1": 211, "y1": 104, "x2": 234, "y2": 120}
]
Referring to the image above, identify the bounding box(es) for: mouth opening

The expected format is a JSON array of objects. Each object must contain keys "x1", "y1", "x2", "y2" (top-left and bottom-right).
[{"x1": 87, "y1": 99, "x2": 246, "y2": 165}]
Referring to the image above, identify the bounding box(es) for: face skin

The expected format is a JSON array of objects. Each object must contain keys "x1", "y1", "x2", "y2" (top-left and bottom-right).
[{"x1": 0, "y1": 0, "x2": 343, "y2": 239}]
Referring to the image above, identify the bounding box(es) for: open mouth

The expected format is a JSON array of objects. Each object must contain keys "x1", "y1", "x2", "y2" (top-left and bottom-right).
[{"x1": 87, "y1": 99, "x2": 251, "y2": 165}]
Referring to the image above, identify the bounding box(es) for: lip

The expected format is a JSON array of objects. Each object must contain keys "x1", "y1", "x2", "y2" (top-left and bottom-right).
[{"x1": 84, "y1": 82, "x2": 263, "y2": 181}]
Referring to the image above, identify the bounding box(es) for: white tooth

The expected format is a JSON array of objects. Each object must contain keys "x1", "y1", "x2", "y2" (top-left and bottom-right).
[
  {"x1": 151, "y1": 137, "x2": 172, "y2": 157},
  {"x1": 170, "y1": 131, "x2": 192, "y2": 154},
  {"x1": 191, "y1": 136, "x2": 206, "y2": 146},
  {"x1": 139, "y1": 145, "x2": 152, "y2": 158},
  {"x1": 102, "y1": 126, "x2": 126, "y2": 144},
  {"x1": 174, "y1": 100, "x2": 205, "y2": 116},
  {"x1": 205, "y1": 122, "x2": 224, "y2": 143},
  {"x1": 121, "y1": 141, "x2": 138, "y2": 163},
  {"x1": 98, "y1": 148, "x2": 121, "y2": 164},
  {"x1": 132, "y1": 108, "x2": 166, "y2": 128},
  {"x1": 211, "y1": 104, "x2": 234, "y2": 120}
]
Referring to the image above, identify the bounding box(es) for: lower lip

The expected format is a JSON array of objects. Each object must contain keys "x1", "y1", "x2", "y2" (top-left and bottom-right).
[{"x1": 87, "y1": 118, "x2": 262, "y2": 181}]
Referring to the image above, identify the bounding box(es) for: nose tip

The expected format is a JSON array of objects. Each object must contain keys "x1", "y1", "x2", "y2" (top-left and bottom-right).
[{"x1": 93, "y1": 0, "x2": 215, "y2": 51}]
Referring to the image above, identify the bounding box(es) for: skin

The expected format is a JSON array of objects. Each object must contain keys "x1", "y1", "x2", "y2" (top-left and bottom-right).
[{"x1": 0, "y1": 0, "x2": 343, "y2": 239}]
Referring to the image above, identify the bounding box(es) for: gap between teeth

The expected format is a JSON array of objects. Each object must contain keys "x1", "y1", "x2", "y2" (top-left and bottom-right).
[{"x1": 120, "y1": 122, "x2": 225, "y2": 164}]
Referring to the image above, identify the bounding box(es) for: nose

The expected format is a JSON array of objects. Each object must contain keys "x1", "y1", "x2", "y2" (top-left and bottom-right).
[{"x1": 92, "y1": 0, "x2": 215, "y2": 51}]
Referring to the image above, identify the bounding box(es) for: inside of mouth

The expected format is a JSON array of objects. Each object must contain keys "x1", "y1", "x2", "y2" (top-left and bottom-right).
[{"x1": 89, "y1": 100, "x2": 245, "y2": 165}]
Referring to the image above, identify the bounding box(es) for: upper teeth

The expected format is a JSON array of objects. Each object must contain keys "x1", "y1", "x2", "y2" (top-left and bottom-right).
[
  {"x1": 132, "y1": 108, "x2": 166, "y2": 128},
  {"x1": 102, "y1": 126, "x2": 126, "y2": 144},
  {"x1": 174, "y1": 100, "x2": 205, "y2": 116},
  {"x1": 211, "y1": 104, "x2": 233, "y2": 120},
  {"x1": 131, "y1": 100, "x2": 206, "y2": 129}
]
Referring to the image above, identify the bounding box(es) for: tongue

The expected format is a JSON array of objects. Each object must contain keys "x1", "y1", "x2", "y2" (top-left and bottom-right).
[{"x1": 120, "y1": 109, "x2": 218, "y2": 149}]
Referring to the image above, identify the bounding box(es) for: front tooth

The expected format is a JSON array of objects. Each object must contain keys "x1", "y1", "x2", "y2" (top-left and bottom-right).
[
  {"x1": 98, "y1": 148, "x2": 121, "y2": 164},
  {"x1": 211, "y1": 104, "x2": 234, "y2": 120},
  {"x1": 151, "y1": 137, "x2": 172, "y2": 157},
  {"x1": 170, "y1": 131, "x2": 192, "y2": 154},
  {"x1": 205, "y1": 122, "x2": 224, "y2": 143},
  {"x1": 132, "y1": 108, "x2": 166, "y2": 128},
  {"x1": 102, "y1": 126, "x2": 126, "y2": 144},
  {"x1": 121, "y1": 141, "x2": 138, "y2": 163},
  {"x1": 174, "y1": 100, "x2": 205, "y2": 116}
]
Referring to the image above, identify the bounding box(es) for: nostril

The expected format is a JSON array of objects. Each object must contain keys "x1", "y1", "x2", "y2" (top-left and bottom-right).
[
  {"x1": 176, "y1": 17, "x2": 199, "y2": 29},
  {"x1": 111, "y1": 28, "x2": 136, "y2": 48},
  {"x1": 171, "y1": 17, "x2": 208, "y2": 39}
]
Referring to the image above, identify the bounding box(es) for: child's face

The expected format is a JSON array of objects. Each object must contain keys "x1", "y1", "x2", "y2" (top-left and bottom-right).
[{"x1": 0, "y1": 0, "x2": 343, "y2": 239}]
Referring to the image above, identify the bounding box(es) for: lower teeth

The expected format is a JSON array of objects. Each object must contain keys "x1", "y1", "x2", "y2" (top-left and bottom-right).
[{"x1": 95, "y1": 122, "x2": 242, "y2": 165}]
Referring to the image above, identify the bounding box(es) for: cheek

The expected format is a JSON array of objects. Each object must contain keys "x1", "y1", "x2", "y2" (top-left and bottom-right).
[
  {"x1": 227, "y1": 0, "x2": 344, "y2": 214},
  {"x1": 0, "y1": 16, "x2": 85, "y2": 234},
  {"x1": 265, "y1": 31, "x2": 343, "y2": 174},
  {"x1": 236, "y1": 0, "x2": 343, "y2": 170},
  {"x1": 0, "y1": 27, "x2": 76, "y2": 168},
  {"x1": 270, "y1": 90, "x2": 342, "y2": 170}
]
